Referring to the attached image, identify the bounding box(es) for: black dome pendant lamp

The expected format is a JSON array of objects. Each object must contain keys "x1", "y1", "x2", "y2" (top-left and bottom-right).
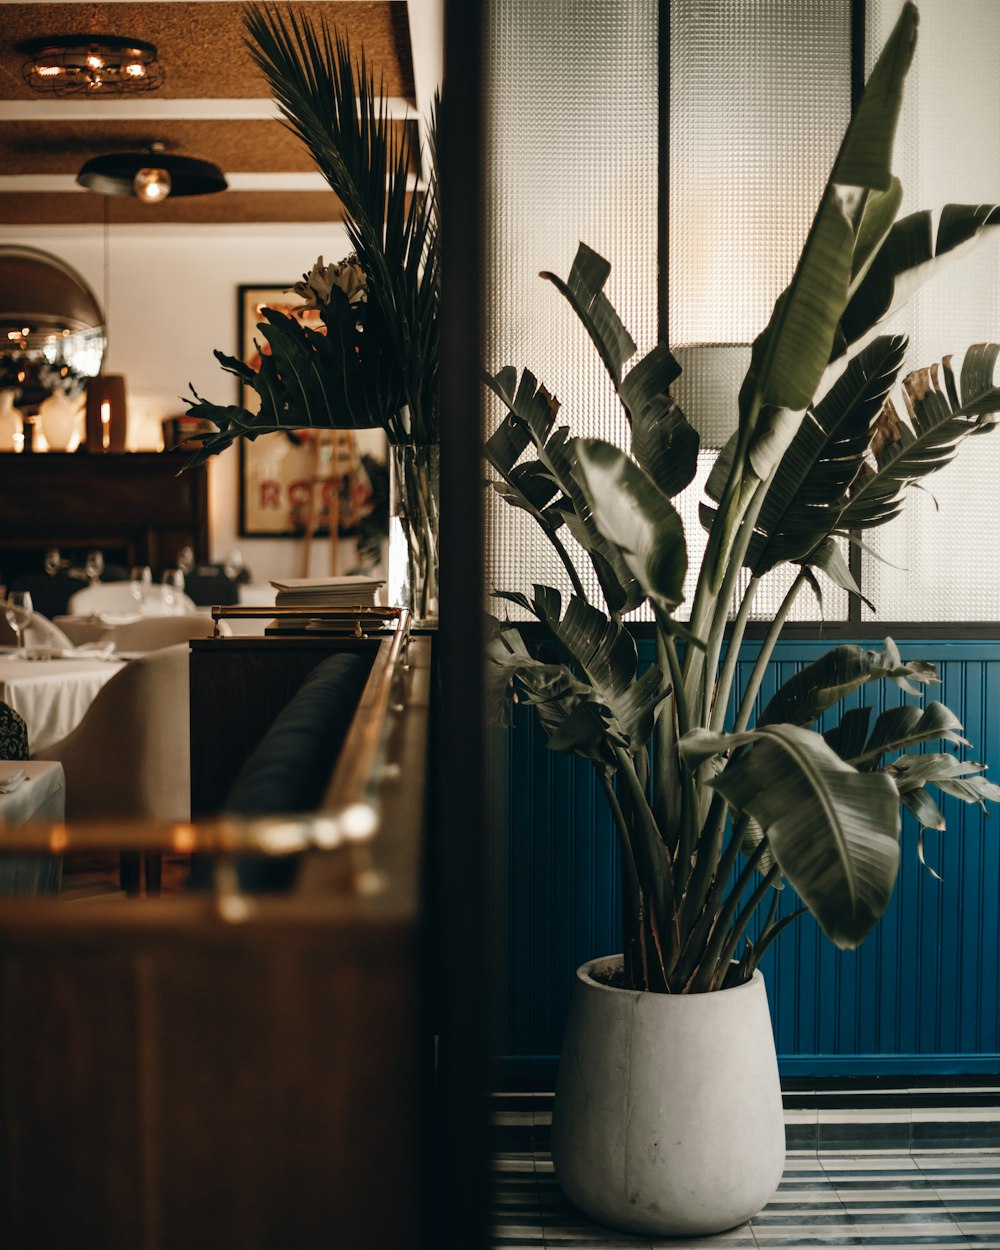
[{"x1": 77, "y1": 143, "x2": 227, "y2": 202}]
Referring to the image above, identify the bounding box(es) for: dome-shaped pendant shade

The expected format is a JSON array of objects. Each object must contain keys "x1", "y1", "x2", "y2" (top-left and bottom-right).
[
  {"x1": 0, "y1": 245, "x2": 105, "y2": 403},
  {"x1": 77, "y1": 152, "x2": 227, "y2": 199}
]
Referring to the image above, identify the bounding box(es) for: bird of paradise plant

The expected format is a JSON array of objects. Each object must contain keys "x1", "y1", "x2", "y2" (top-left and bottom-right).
[{"x1": 487, "y1": 1, "x2": 1000, "y2": 993}]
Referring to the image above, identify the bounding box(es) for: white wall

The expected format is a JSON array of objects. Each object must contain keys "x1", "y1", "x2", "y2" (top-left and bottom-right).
[{"x1": 1, "y1": 220, "x2": 373, "y2": 582}]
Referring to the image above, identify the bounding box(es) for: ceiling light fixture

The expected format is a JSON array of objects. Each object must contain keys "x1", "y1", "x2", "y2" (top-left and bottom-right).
[
  {"x1": 17, "y1": 34, "x2": 164, "y2": 97},
  {"x1": 77, "y1": 146, "x2": 228, "y2": 202}
]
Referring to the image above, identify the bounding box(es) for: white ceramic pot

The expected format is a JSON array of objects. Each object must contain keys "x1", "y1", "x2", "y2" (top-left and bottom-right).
[{"x1": 551, "y1": 956, "x2": 785, "y2": 1237}]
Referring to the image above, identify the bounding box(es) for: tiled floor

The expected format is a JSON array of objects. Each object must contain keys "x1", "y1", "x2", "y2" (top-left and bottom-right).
[{"x1": 493, "y1": 1100, "x2": 1000, "y2": 1249}]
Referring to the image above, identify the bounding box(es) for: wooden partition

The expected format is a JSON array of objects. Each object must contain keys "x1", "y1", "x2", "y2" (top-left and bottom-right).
[
  {"x1": 0, "y1": 634, "x2": 432, "y2": 1250},
  {"x1": 0, "y1": 450, "x2": 208, "y2": 587}
]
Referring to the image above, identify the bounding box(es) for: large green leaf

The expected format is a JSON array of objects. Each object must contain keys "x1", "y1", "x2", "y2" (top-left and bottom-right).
[
  {"x1": 889, "y1": 752, "x2": 1000, "y2": 806},
  {"x1": 524, "y1": 586, "x2": 670, "y2": 750},
  {"x1": 681, "y1": 723, "x2": 901, "y2": 948},
  {"x1": 839, "y1": 204, "x2": 1000, "y2": 354},
  {"x1": 489, "y1": 589, "x2": 669, "y2": 756},
  {"x1": 747, "y1": 336, "x2": 907, "y2": 574},
  {"x1": 540, "y1": 243, "x2": 636, "y2": 387},
  {"x1": 575, "y1": 440, "x2": 688, "y2": 614},
  {"x1": 840, "y1": 345, "x2": 1000, "y2": 532},
  {"x1": 849, "y1": 700, "x2": 970, "y2": 769},
  {"x1": 486, "y1": 626, "x2": 618, "y2": 764},
  {"x1": 758, "y1": 639, "x2": 938, "y2": 729},
  {"x1": 735, "y1": 2, "x2": 917, "y2": 446},
  {"x1": 622, "y1": 344, "x2": 700, "y2": 498},
  {"x1": 484, "y1": 368, "x2": 642, "y2": 611}
]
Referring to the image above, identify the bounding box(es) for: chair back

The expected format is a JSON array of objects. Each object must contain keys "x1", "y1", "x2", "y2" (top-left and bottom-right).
[
  {"x1": 40, "y1": 644, "x2": 190, "y2": 821},
  {"x1": 56, "y1": 614, "x2": 227, "y2": 652},
  {"x1": 67, "y1": 583, "x2": 198, "y2": 617},
  {"x1": 0, "y1": 612, "x2": 73, "y2": 651}
]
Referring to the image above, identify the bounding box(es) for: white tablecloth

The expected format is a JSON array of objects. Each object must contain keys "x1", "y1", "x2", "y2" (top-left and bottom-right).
[
  {"x1": 0, "y1": 654, "x2": 125, "y2": 754},
  {"x1": 0, "y1": 761, "x2": 65, "y2": 825}
]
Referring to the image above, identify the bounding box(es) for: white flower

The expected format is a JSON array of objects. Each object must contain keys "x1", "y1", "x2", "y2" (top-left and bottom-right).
[{"x1": 290, "y1": 254, "x2": 368, "y2": 310}]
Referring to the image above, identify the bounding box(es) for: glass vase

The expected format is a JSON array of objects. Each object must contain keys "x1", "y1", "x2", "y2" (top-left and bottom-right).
[{"x1": 387, "y1": 441, "x2": 439, "y2": 623}]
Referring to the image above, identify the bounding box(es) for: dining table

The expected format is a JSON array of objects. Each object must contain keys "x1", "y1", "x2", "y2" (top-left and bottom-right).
[{"x1": 0, "y1": 650, "x2": 126, "y2": 755}]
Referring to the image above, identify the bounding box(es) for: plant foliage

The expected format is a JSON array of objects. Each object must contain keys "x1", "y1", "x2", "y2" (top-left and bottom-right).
[
  {"x1": 487, "y1": 2, "x2": 1000, "y2": 992},
  {"x1": 184, "y1": 2, "x2": 440, "y2": 462}
]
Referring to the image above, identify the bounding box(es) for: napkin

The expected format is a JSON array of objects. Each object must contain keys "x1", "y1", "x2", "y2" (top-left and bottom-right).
[
  {"x1": 0, "y1": 770, "x2": 26, "y2": 794},
  {"x1": 68, "y1": 642, "x2": 118, "y2": 660}
]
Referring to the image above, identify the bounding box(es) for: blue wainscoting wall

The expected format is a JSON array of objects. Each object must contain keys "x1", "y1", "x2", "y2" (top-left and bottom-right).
[{"x1": 490, "y1": 636, "x2": 1000, "y2": 1084}]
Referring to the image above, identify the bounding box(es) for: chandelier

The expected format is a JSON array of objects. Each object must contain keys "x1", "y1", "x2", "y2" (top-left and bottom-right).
[{"x1": 17, "y1": 35, "x2": 164, "y2": 97}]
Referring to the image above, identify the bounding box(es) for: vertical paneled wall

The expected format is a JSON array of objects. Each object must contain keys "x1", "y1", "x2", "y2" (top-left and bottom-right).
[{"x1": 491, "y1": 637, "x2": 1000, "y2": 1083}]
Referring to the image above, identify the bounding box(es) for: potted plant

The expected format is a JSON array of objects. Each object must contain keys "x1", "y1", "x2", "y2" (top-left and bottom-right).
[
  {"x1": 487, "y1": 2, "x2": 1000, "y2": 1236},
  {"x1": 186, "y1": 6, "x2": 440, "y2": 618}
]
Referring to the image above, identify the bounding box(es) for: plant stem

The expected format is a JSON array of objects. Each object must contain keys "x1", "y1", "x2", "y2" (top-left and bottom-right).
[
  {"x1": 746, "y1": 906, "x2": 807, "y2": 975},
  {"x1": 733, "y1": 568, "x2": 808, "y2": 734},
  {"x1": 613, "y1": 746, "x2": 678, "y2": 973},
  {"x1": 599, "y1": 768, "x2": 643, "y2": 986},
  {"x1": 657, "y1": 624, "x2": 699, "y2": 895},
  {"x1": 710, "y1": 865, "x2": 784, "y2": 989},
  {"x1": 687, "y1": 840, "x2": 769, "y2": 992},
  {"x1": 710, "y1": 576, "x2": 761, "y2": 734},
  {"x1": 652, "y1": 631, "x2": 681, "y2": 850}
]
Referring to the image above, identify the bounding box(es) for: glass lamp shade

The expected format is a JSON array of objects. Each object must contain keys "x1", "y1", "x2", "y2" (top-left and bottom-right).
[
  {"x1": 0, "y1": 245, "x2": 105, "y2": 408},
  {"x1": 85, "y1": 374, "x2": 128, "y2": 452},
  {"x1": 133, "y1": 166, "x2": 172, "y2": 204}
]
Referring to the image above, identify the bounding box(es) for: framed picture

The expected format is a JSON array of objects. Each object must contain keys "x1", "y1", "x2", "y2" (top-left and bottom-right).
[{"x1": 237, "y1": 284, "x2": 375, "y2": 539}]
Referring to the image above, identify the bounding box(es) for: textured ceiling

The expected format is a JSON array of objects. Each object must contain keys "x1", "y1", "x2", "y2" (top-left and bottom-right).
[{"x1": 0, "y1": 1, "x2": 418, "y2": 225}]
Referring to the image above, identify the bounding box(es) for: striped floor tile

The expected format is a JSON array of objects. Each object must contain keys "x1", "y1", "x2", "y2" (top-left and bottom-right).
[{"x1": 493, "y1": 1136, "x2": 1000, "y2": 1248}]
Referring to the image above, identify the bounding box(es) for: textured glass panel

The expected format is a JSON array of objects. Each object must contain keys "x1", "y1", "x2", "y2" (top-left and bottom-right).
[
  {"x1": 669, "y1": 0, "x2": 851, "y2": 346},
  {"x1": 669, "y1": 0, "x2": 851, "y2": 624},
  {"x1": 483, "y1": 1, "x2": 853, "y2": 625},
  {"x1": 483, "y1": 0, "x2": 659, "y2": 615},
  {"x1": 862, "y1": 0, "x2": 1000, "y2": 622}
]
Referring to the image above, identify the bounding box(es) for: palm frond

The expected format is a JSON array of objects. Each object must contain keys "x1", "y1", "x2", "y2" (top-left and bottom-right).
[{"x1": 243, "y1": 3, "x2": 440, "y2": 442}]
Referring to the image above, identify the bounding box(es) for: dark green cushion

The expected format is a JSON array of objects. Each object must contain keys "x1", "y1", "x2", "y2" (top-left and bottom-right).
[
  {"x1": 191, "y1": 651, "x2": 373, "y2": 893},
  {"x1": 226, "y1": 651, "x2": 372, "y2": 816}
]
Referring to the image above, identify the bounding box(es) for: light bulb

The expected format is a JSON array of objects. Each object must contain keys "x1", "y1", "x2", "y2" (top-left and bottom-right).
[{"x1": 133, "y1": 166, "x2": 171, "y2": 204}]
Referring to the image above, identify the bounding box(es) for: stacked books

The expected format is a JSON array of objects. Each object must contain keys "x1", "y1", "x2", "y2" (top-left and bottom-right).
[{"x1": 269, "y1": 576, "x2": 385, "y2": 609}]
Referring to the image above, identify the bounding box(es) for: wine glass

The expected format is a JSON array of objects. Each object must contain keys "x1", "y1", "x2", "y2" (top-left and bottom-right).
[
  {"x1": 84, "y1": 550, "x2": 104, "y2": 584},
  {"x1": 4, "y1": 590, "x2": 32, "y2": 658},
  {"x1": 161, "y1": 568, "x2": 185, "y2": 612},
  {"x1": 223, "y1": 548, "x2": 244, "y2": 582},
  {"x1": 44, "y1": 547, "x2": 61, "y2": 577},
  {"x1": 130, "y1": 565, "x2": 152, "y2": 610},
  {"x1": 177, "y1": 545, "x2": 195, "y2": 575}
]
